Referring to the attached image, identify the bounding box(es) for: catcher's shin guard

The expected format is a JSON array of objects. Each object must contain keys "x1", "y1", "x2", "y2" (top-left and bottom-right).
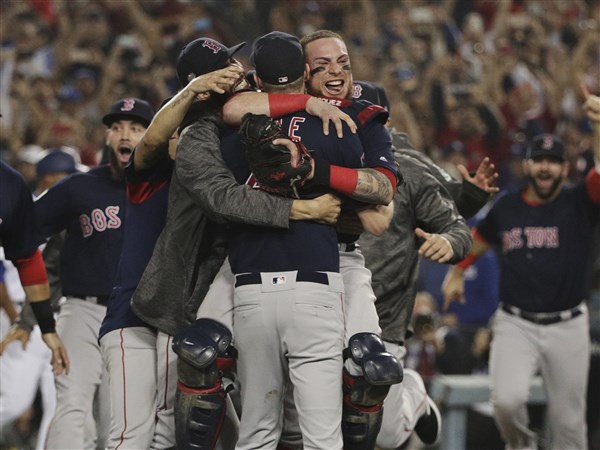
[
  {"x1": 341, "y1": 333, "x2": 404, "y2": 450},
  {"x1": 172, "y1": 319, "x2": 236, "y2": 450}
]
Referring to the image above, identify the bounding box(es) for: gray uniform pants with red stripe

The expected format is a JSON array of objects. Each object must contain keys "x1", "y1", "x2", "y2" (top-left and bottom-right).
[
  {"x1": 100, "y1": 327, "x2": 177, "y2": 449},
  {"x1": 233, "y1": 271, "x2": 345, "y2": 450},
  {"x1": 490, "y1": 306, "x2": 589, "y2": 450}
]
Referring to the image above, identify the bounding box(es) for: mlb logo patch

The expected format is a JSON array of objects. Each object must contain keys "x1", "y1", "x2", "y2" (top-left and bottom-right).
[{"x1": 272, "y1": 276, "x2": 287, "y2": 285}]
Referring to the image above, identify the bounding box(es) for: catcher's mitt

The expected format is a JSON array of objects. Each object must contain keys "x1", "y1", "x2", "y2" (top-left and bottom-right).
[{"x1": 239, "y1": 113, "x2": 313, "y2": 197}]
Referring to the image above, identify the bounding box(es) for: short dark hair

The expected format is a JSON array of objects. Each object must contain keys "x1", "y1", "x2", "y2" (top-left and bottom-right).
[{"x1": 300, "y1": 30, "x2": 344, "y2": 50}]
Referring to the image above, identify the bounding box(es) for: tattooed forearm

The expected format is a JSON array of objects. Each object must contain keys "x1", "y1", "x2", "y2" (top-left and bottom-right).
[
  {"x1": 352, "y1": 168, "x2": 394, "y2": 205},
  {"x1": 170, "y1": 89, "x2": 192, "y2": 108}
]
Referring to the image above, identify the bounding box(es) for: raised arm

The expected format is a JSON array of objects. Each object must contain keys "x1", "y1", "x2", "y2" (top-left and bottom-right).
[
  {"x1": 134, "y1": 66, "x2": 244, "y2": 171},
  {"x1": 581, "y1": 85, "x2": 600, "y2": 203},
  {"x1": 223, "y1": 91, "x2": 357, "y2": 138},
  {"x1": 582, "y1": 88, "x2": 600, "y2": 169}
]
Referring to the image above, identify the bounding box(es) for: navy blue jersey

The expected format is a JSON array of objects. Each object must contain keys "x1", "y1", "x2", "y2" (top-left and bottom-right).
[
  {"x1": 222, "y1": 107, "x2": 370, "y2": 274},
  {"x1": 476, "y1": 183, "x2": 599, "y2": 312},
  {"x1": 34, "y1": 165, "x2": 126, "y2": 297},
  {"x1": 322, "y1": 98, "x2": 397, "y2": 243},
  {"x1": 0, "y1": 162, "x2": 44, "y2": 260},
  {"x1": 99, "y1": 153, "x2": 173, "y2": 339},
  {"x1": 323, "y1": 98, "x2": 396, "y2": 175}
]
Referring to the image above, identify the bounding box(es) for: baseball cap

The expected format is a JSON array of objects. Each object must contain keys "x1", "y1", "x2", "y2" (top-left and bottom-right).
[
  {"x1": 525, "y1": 134, "x2": 565, "y2": 161},
  {"x1": 176, "y1": 38, "x2": 246, "y2": 87},
  {"x1": 353, "y1": 81, "x2": 390, "y2": 111},
  {"x1": 251, "y1": 32, "x2": 304, "y2": 85},
  {"x1": 102, "y1": 98, "x2": 154, "y2": 127},
  {"x1": 36, "y1": 150, "x2": 78, "y2": 177}
]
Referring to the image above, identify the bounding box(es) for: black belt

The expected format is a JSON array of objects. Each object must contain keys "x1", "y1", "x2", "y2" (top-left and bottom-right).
[
  {"x1": 235, "y1": 271, "x2": 330, "y2": 288},
  {"x1": 338, "y1": 242, "x2": 358, "y2": 252},
  {"x1": 501, "y1": 303, "x2": 583, "y2": 325}
]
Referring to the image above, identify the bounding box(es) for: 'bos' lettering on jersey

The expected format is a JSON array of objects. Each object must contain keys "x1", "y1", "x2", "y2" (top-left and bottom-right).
[
  {"x1": 502, "y1": 226, "x2": 559, "y2": 252},
  {"x1": 79, "y1": 206, "x2": 122, "y2": 238}
]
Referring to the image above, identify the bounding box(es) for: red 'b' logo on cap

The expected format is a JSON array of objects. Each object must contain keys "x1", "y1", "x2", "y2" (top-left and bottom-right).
[
  {"x1": 542, "y1": 135, "x2": 554, "y2": 150},
  {"x1": 202, "y1": 41, "x2": 222, "y2": 54},
  {"x1": 121, "y1": 98, "x2": 135, "y2": 112}
]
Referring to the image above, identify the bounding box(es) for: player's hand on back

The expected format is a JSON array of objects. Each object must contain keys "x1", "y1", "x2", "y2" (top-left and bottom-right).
[
  {"x1": 290, "y1": 193, "x2": 341, "y2": 224},
  {"x1": 457, "y1": 157, "x2": 499, "y2": 194},
  {"x1": 305, "y1": 97, "x2": 357, "y2": 138},
  {"x1": 41, "y1": 332, "x2": 70, "y2": 376},
  {"x1": 0, "y1": 324, "x2": 31, "y2": 353},
  {"x1": 308, "y1": 193, "x2": 342, "y2": 224}
]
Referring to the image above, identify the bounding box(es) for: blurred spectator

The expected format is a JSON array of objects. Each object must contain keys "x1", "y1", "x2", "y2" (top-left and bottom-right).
[
  {"x1": 35, "y1": 147, "x2": 86, "y2": 195},
  {"x1": 12, "y1": 145, "x2": 46, "y2": 191},
  {"x1": 404, "y1": 291, "x2": 444, "y2": 388}
]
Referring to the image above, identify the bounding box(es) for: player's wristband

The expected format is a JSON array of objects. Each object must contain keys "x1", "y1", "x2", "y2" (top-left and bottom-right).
[
  {"x1": 456, "y1": 253, "x2": 477, "y2": 270},
  {"x1": 330, "y1": 165, "x2": 359, "y2": 196},
  {"x1": 268, "y1": 94, "x2": 311, "y2": 118},
  {"x1": 30, "y1": 300, "x2": 56, "y2": 334}
]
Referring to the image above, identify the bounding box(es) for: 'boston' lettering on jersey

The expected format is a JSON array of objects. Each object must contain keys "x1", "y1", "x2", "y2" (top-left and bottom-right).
[
  {"x1": 79, "y1": 206, "x2": 122, "y2": 238},
  {"x1": 502, "y1": 226, "x2": 559, "y2": 252}
]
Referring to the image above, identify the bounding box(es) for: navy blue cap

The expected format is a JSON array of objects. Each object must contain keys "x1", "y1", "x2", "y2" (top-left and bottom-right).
[
  {"x1": 177, "y1": 38, "x2": 246, "y2": 87},
  {"x1": 251, "y1": 32, "x2": 304, "y2": 85},
  {"x1": 36, "y1": 150, "x2": 78, "y2": 177},
  {"x1": 102, "y1": 97, "x2": 154, "y2": 127},
  {"x1": 526, "y1": 134, "x2": 565, "y2": 161}
]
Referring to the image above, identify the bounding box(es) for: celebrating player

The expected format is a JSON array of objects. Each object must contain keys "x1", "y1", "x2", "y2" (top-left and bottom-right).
[
  {"x1": 129, "y1": 37, "x2": 345, "y2": 450},
  {"x1": 32, "y1": 98, "x2": 152, "y2": 449},
  {"x1": 442, "y1": 89, "x2": 600, "y2": 449},
  {"x1": 98, "y1": 66, "x2": 247, "y2": 449}
]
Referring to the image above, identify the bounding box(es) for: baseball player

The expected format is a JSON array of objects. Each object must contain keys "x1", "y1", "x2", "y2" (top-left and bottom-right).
[
  {"x1": 129, "y1": 37, "x2": 344, "y2": 450},
  {"x1": 98, "y1": 66, "x2": 245, "y2": 450},
  {"x1": 222, "y1": 30, "x2": 490, "y2": 448},
  {"x1": 0, "y1": 161, "x2": 68, "y2": 375},
  {"x1": 222, "y1": 31, "x2": 401, "y2": 450},
  {"x1": 23, "y1": 98, "x2": 153, "y2": 449},
  {"x1": 442, "y1": 91, "x2": 600, "y2": 449},
  {"x1": 0, "y1": 150, "x2": 82, "y2": 450},
  {"x1": 199, "y1": 31, "x2": 404, "y2": 450},
  {"x1": 350, "y1": 81, "x2": 500, "y2": 448}
]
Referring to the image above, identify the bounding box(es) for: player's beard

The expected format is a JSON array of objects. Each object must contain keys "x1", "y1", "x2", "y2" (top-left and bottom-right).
[
  {"x1": 107, "y1": 145, "x2": 126, "y2": 181},
  {"x1": 528, "y1": 174, "x2": 562, "y2": 200}
]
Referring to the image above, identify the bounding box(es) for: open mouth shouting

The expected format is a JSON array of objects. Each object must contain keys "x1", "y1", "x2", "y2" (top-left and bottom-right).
[
  {"x1": 117, "y1": 146, "x2": 133, "y2": 165},
  {"x1": 323, "y1": 79, "x2": 346, "y2": 98}
]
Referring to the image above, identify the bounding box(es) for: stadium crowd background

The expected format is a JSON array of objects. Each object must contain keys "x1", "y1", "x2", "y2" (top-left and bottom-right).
[{"x1": 0, "y1": 0, "x2": 599, "y2": 448}]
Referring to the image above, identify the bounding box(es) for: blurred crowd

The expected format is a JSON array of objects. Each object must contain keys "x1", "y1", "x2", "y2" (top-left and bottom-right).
[
  {"x1": 1, "y1": 0, "x2": 599, "y2": 189},
  {"x1": 1, "y1": 0, "x2": 599, "y2": 448}
]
